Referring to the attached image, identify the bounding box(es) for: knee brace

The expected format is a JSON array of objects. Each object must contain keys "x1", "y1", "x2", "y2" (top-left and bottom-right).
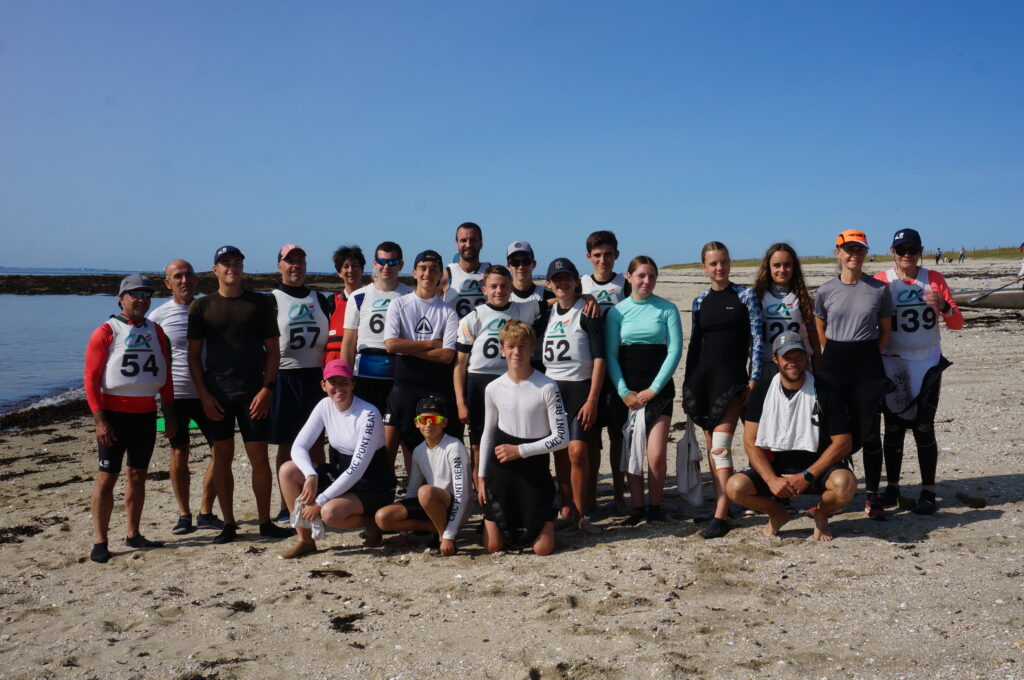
[{"x1": 710, "y1": 431, "x2": 734, "y2": 471}]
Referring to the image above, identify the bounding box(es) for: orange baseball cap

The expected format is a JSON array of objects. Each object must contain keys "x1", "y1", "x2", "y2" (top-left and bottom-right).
[{"x1": 836, "y1": 229, "x2": 868, "y2": 248}]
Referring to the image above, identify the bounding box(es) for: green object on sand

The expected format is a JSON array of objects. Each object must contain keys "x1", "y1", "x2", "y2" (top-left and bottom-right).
[{"x1": 156, "y1": 417, "x2": 199, "y2": 433}]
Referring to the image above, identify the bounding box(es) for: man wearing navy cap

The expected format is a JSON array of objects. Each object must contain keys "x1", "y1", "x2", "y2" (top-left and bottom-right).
[{"x1": 187, "y1": 245, "x2": 291, "y2": 544}]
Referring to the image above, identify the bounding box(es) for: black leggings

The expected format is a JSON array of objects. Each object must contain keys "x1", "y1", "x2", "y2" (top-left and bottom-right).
[{"x1": 880, "y1": 377, "x2": 942, "y2": 488}]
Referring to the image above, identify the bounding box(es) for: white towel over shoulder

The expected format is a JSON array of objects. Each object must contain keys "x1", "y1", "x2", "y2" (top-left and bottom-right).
[{"x1": 754, "y1": 373, "x2": 819, "y2": 454}]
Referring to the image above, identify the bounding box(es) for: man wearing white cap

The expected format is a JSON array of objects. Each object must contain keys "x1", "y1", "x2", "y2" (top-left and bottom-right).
[
  {"x1": 727, "y1": 331, "x2": 856, "y2": 541},
  {"x1": 85, "y1": 274, "x2": 176, "y2": 563}
]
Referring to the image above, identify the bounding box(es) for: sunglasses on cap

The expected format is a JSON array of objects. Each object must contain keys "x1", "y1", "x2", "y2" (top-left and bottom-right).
[
  {"x1": 415, "y1": 414, "x2": 446, "y2": 425},
  {"x1": 894, "y1": 245, "x2": 921, "y2": 256},
  {"x1": 375, "y1": 257, "x2": 401, "y2": 267},
  {"x1": 507, "y1": 258, "x2": 533, "y2": 268},
  {"x1": 126, "y1": 290, "x2": 153, "y2": 299}
]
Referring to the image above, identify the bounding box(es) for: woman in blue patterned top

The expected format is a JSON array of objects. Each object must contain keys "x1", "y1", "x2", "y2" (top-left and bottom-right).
[{"x1": 683, "y1": 241, "x2": 764, "y2": 539}]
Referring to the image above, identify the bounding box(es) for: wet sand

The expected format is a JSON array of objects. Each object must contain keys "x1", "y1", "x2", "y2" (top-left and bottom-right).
[{"x1": 0, "y1": 259, "x2": 1022, "y2": 679}]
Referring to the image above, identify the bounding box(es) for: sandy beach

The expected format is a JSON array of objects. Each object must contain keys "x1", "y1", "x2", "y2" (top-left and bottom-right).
[{"x1": 1, "y1": 258, "x2": 1022, "y2": 680}]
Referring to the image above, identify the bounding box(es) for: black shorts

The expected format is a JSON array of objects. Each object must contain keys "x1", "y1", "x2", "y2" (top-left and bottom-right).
[
  {"x1": 166, "y1": 398, "x2": 214, "y2": 449},
  {"x1": 354, "y1": 377, "x2": 394, "y2": 419},
  {"x1": 600, "y1": 382, "x2": 628, "y2": 434},
  {"x1": 315, "y1": 463, "x2": 395, "y2": 517},
  {"x1": 98, "y1": 411, "x2": 157, "y2": 474},
  {"x1": 207, "y1": 396, "x2": 271, "y2": 443},
  {"x1": 467, "y1": 373, "x2": 500, "y2": 445},
  {"x1": 270, "y1": 368, "x2": 324, "y2": 445},
  {"x1": 555, "y1": 379, "x2": 592, "y2": 443},
  {"x1": 386, "y1": 383, "x2": 460, "y2": 451},
  {"x1": 739, "y1": 456, "x2": 850, "y2": 498},
  {"x1": 398, "y1": 496, "x2": 431, "y2": 522}
]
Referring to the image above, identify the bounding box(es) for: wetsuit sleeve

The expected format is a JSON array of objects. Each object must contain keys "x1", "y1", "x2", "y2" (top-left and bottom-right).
[
  {"x1": 291, "y1": 400, "x2": 326, "y2": 479},
  {"x1": 260, "y1": 293, "x2": 280, "y2": 339},
  {"x1": 928, "y1": 271, "x2": 964, "y2": 330},
  {"x1": 581, "y1": 310, "x2": 605, "y2": 359},
  {"x1": 532, "y1": 303, "x2": 550, "y2": 343},
  {"x1": 744, "y1": 380, "x2": 770, "y2": 424},
  {"x1": 478, "y1": 384, "x2": 498, "y2": 478},
  {"x1": 186, "y1": 299, "x2": 206, "y2": 341},
  {"x1": 604, "y1": 305, "x2": 628, "y2": 398},
  {"x1": 444, "y1": 439, "x2": 471, "y2": 540},
  {"x1": 517, "y1": 382, "x2": 569, "y2": 457},
  {"x1": 741, "y1": 287, "x2": 764, "y2": 381},
  {"x1": 684, "y1": 296, "x2": 703, "y2": 382},
  {"x1": 316, "y1": 406, "x2": 383, "y2": 505},
  {"x1": 84, "y1": 323, "x2": 114, "y2": 412},
  {"x1": 155, "y1": 324, "x2": 175, "y2": 404},
  {"x1": 317, "y1": 291, "x2": 335, "y2": 318},
  {"x1": 405, "y1": 446, "x2": 425, "y2": 499},
  {"x1": 648, "y1": 299, "x2": 682, "y2": 395}
]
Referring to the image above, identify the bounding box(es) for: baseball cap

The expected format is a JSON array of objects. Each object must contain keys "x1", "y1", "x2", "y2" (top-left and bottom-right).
[
  {"x1": 278, "y1": 243, "x2": 306, "y2": 261},
  {"x1": 546, "y1": 257, "x2": 579, "y2": 280},
  {"x1": 414, "y1": 250, "x2": 443, "y2": 266},
  {"x1": 118, "y1": 274, "x2": 156, "y2": 296},
  {"x1": 214, "y1": 245, "x2": 245, "y2": 264},
  {"x1": 322, "y1": 359, "x2": 354, "y2": 381},
  {"x1": 835, "y1": 230, "x2": 868, "y2": 248},
  {"x1": 507, "y1": 241, "x2": 534, "y2": 259},
  {"x1": 772, "y1": 331, "x2": 807, "y2": 357},
  {"x1": 415, "y1": 394, "x2": 446, "y2": 416},
  {"x1": 890, "y1": 229, "x2": 922, "y2": 249}
]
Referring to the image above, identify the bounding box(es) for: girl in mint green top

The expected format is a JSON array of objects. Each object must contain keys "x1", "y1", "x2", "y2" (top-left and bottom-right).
[{"x1": 604, "y1": 256, "x2": 683, "y2": 525}]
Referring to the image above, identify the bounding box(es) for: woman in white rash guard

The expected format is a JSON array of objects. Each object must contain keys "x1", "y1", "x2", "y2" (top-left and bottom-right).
[
  {"x1": 277, "y1": 359, "x2": 395, "y2": 559},
  {"x1": 477, "y1": 320, "x2": 568, "y2": 555}
]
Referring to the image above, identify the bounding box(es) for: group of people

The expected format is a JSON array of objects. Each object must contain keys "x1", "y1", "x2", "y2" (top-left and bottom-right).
[{"x1": 84, "y1": 222, "x2": 963, "y2": 562}]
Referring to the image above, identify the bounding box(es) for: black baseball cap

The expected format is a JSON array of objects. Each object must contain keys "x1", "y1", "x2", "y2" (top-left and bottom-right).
[
  {"x1": 414, "y1": 250, "x2": 443, "y2": 266},
  {"x1": 891, "y1": 229, "x2": 922, "y2": 249},
  {"x1": 546, "y1": 257, "x2": 579, "y2": 280},
  {"x1": 214, "y1": 245, "x2": 245, "y2": 264},
  {"x1": 415, "y1": 394, "x2": 446, "y2": 416}
]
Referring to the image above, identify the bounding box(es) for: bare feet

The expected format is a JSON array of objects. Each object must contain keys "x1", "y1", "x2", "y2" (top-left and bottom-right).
[
  {"x1": 363, "y1": 523, "x2": 383, "y2": 548},
  {"x1": 812, "y1": 507, "x2": 834, "y2": 541},
  {"x1": 280, "y1": 539, "x2": 317, "y2": 559},
  {"x1": 762, "y1": 506, "x2": 791, "y2": 537}
]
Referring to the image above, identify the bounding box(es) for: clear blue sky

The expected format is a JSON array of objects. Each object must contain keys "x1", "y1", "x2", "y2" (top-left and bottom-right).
[{"x1": 1, "y1": 1, "x2": 1021, "y2": 272}]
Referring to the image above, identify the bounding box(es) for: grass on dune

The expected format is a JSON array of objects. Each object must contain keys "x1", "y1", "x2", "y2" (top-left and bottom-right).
[{"x1": 664, "y1": 245, "x2": 1021, "y2": 269}]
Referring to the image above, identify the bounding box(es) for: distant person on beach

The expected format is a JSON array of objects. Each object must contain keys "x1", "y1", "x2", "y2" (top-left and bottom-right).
[
  {"x1": 726, "y1": 331, "x2": 855, "y2": 541},
  {"x1": 442, "y1": 222, "x2": 490, "y2": 319},
  {"x1": 934, "y1": 247, "x2": 942, "y2": 265},
  {"x1": 85, "y1": 274, "x2": 175, "y2": 563},
  {"x1": 875, "y1": 229, "x2": 962, "y2": 514},
  {"x1": 323, "y1": 245, "x2": 366, "y2": 364},
  {"x1": 374, "y1": 394, "x2": 471, "y2": 556},
  {"x1": 268, "y1": 243, "x2": 332, "y2": 523},
  {"x1": 339, "y1": 241, "x2": 411, "y2": 468},
  {"x1": 148, "y1": 260, "x2": 222, "y2": 536},
  {"x1": 187, "y1": 245, "x2": 291, "y2": 544},
  {"x1": 277, "y1": 359, "x2": 395, "y2": 558},
  {"x1": 1017, "y1": 243, "x2": 1024, "y2": 289},
  {"x1": 958, "y1": 246, "x2": 966, "y2": 264}
]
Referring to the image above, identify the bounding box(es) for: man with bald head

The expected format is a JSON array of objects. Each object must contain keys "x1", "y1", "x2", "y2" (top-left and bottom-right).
[{"x1": 148, "y1": 259, "x2": 223, "y2": 535}]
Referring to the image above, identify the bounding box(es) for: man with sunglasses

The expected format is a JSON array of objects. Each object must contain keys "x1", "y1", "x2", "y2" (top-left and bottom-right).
[
  {"x1": 442, "y1": 221, "x2": 490, "y2": 318},
  {"x1": 339, "y1": 241, "x2": 411, "y2": 466},
  {"x1": 85, "y1": 274, "x2": 176, "y2": 563},
  {"x1": 507, "y1": 241, "x2": 554, "y2": 303}
]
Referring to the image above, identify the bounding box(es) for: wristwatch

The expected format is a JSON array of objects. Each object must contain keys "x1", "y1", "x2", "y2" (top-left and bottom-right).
[{"x1": 801, "y1": 469, "x2": 815, "y2": 483}]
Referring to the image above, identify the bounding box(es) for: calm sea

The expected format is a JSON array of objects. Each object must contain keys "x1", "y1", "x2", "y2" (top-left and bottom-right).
[{"x1": 0, "y1": 294, "x2": 122, "y2": 415}]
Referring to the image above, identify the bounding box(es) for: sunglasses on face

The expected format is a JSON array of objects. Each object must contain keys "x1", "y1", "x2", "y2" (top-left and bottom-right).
[
  {"x1": 375, "y1": 257, "x2": 401, "y2": 267},
  {"x1": 507, "y1": 258, "x2": 533, "y2": 268},
  {"x1": 127, "y1": 290, "x2": 152, "y2": 299},
  {"x1": 415, "y1": 414, "x2": 446, "y2": 425},
  {"x1": 894, "y1": 245, "x2": 921, "y2": 256}
]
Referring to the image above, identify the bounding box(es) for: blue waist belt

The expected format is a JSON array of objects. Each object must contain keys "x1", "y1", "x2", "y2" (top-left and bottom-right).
[{"x1": 356, "y1": 353, "x2": 396, "y2": 380}]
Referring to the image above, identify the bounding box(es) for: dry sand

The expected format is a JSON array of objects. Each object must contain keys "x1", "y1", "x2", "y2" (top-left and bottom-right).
[{"x1": 1, "y1": 259, "x2": 1022, "y2": 680}]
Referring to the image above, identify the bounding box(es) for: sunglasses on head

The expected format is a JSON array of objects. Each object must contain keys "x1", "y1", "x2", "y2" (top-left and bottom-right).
[
  {"x1": 894, "y1": 245, "x2": 921, "y2": 256},
  {"x1": 508, "y1": 258, "x2": 533, "y2": 268},
  {"x1": 375, "y1": 257, "x2": 401, "y2": 267},
  {"x1": 127, "y1": 290, "x2": 152, "y2": 299},
  {"x1": 415, "y1": 414, "x2": 445, "y2": 425}
]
